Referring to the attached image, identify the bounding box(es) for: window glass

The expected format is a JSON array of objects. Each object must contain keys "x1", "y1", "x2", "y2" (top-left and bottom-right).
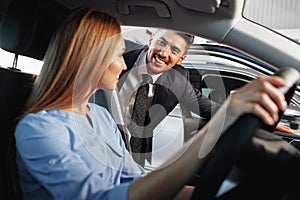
[
  {"x1": 120, "y1": 26, "x2": 261, "y2": 170},
  {"x1": 243, "y1": 0, "x2": 300, "y2": 44},
  {"x1": 0, "y1": 48, "x2": 43, "y2": 74},
  {"x1": 121, "y1": 26, "x2": 261, "y2": 73},
  {"x1": 122, "y1": 26, "x2": 155, "y2": 45}
]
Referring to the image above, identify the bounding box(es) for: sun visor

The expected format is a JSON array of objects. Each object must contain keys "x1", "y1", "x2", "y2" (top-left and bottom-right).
[
  {"x1": 176, "y1": 0, "x2": 221, "y2": 14},
  {"x1": 0, "y1": 0, "x2": 70, "y2": 60}
]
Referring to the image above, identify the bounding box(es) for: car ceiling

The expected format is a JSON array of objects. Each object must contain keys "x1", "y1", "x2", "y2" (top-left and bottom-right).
[
  {"x1": 60, "y1": 0, "x2": 244, "y2": 43},
  {"x1": 0, "y1": 0, "x2": 300, "y2": 71}
]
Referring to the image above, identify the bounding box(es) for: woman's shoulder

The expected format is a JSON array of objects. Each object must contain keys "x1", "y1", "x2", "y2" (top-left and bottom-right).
[
  {"x1": 19, "y1": 110, "x2": 59, "y2": 125},
  {"x1": 15, "y1": 110, "x2": 70, "y2": 136}
]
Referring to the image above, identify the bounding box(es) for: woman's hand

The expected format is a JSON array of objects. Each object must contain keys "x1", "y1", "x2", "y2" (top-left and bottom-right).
[{"x1": 226, "y1": 75, "x2": 288, "y2": 126}]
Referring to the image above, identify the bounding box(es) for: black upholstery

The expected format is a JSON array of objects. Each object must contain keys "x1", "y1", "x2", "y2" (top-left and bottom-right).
[
  {"x1": 0, "y1": 0, "x2": 70, "y2": 60},
  {"x1": 188, "y1": 68, "x2": 202, "y2": 91},
  {"x1": 0, "y1": 67, "x2": 36, "y2": 199},
  {"x1": 0, "y1": 0, "x2": 68, "y2": 198}
]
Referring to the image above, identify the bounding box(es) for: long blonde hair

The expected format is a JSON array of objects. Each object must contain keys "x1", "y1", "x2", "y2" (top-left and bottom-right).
[{"x1": 24, "y1": 8, "x2": 121, "y2": 114}]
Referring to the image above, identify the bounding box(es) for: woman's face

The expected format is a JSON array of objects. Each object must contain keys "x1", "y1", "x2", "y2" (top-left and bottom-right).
[{"x1": 99, "y1": 39, "x2": 127, "y2": 90}]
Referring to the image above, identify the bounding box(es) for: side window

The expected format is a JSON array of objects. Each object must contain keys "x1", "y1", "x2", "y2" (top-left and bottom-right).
[
  {"x1": 120, "y1": 26, "x2": 217, "y2": 170},
  {"x1": 200, "y1": 74, "x2": 250, "y2": 104},
  {"x1": 0, "y1": 48, "x2": 43, "y2": 74},
  {"x1": 119, "y1": 25, "x2": 277, "y2": 171}
]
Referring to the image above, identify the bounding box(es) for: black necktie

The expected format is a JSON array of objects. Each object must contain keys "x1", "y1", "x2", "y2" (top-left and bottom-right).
[{"x1": 129, "y1": 74, "x2": 153, "y2": 166}]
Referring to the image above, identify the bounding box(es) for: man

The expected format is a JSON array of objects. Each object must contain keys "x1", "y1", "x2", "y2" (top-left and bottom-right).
[{"x1": 117, "y1": 29, "x2": 220, "y2": 166}]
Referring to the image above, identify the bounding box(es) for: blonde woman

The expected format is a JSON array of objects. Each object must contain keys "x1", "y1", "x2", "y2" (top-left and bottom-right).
[{"x1": 14, "y1": 8, "x2": 287, "y2": 200}]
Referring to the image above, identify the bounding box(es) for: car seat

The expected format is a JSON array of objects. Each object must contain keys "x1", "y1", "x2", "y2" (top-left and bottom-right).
[
  {"x1": 0, "y1": 67, "x2": 36, "y2": 199},
  {"x1": 0, "y1": 0, "x2": 69, "y2": 198}
]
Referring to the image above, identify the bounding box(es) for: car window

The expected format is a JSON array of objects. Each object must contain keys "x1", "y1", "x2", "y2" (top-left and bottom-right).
[
  {"x1": 2, "y1": 24, "x2": 298, "y2": 172},
  {"x1": 0, "y1": 48, "x2": 43, "y2": 74},
  {"x1": 243, "y1": 0, "x2": 300, "y2": 44},
  {"x1": 121, "y1": 25, "x2": 300, "y2": 170}
]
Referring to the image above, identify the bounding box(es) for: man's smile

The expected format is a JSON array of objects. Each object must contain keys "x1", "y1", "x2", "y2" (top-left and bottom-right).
[{"x1": 153, "y1": 53, "x2": 168, "y2": 65}]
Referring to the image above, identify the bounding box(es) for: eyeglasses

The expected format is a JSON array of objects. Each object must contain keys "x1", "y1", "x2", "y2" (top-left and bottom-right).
[{"x1": 155, "y1": 38, "x2": 184, "y2": 57}]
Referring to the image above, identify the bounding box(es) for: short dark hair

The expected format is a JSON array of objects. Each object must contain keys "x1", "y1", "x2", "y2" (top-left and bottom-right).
[
  {"x1": 154, "y1": 29, "x2": 194, "y2": 47},
  {"x1": 176, "y1": 32, "x2": 194, "y2": 47},
  {"x1": 153, "y1": 29, "x2": 195, "y2": 54}
]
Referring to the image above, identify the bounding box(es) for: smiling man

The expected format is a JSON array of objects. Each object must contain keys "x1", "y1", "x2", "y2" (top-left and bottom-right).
[
  {"x1": 116, "y1": 29, "x2": 220, "y2": 167},
  {"x1": 146, "y1": 30, "x2": 189, "y2": 75}
]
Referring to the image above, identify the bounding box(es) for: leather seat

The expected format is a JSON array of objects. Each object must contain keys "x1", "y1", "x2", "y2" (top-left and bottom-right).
[
  {"x1": 0, "y1": 0, "x2": 69, "y2": 198},
  {"x1": 0, "y1": 67, "x2": 36, "y2": 199}
]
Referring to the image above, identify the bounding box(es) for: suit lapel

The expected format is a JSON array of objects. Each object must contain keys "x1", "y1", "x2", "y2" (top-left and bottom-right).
[
  {"x1": 118, "y1": 48, "x2": 145, "y2": 89},
  {"x1": 119, "y1": 49, "x2": 186, "y2": 130},
  {"x1": 148, "y1": 70, "x2": 179, "y2": 129}
]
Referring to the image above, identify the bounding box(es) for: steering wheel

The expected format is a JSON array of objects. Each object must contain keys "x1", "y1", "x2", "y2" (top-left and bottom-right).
[{"x1": 190, "y1": 67, "x2": 300, "y2": 200}]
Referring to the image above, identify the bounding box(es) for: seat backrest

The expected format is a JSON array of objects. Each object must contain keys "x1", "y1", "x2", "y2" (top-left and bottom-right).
[
  {"x1": 0, "y1": 67, "x2": 36, "y2": 199},
  {"x1": 0, "y1": 0, "x2": 69, "y2": 198},
  {"x1": 0, "y1": 0, "x2": 70, "y2": 60}
]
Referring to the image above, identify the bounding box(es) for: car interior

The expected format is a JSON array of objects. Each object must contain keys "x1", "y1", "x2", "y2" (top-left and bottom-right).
[{"x1": 1, "y1": 0, "x2": 300, "y2": 199}]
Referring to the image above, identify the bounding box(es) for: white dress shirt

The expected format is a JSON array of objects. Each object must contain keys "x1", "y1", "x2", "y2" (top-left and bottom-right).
[{"x1": 119, "y1": 50, "x2": 161, "y2": 126}]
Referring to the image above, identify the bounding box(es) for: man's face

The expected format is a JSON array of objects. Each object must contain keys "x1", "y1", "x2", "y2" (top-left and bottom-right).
[{"x1": 146, "y1": 30, "x2": 188, "y2": 75}]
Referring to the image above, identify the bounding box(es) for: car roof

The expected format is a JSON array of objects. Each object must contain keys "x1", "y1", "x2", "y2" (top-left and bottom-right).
[{"x1": 0, "y1": 0, "x2": 300, "y2": 70}]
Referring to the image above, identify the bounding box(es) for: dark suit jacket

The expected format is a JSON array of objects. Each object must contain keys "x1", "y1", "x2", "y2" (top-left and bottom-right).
[{"x1": 118, "y1": 47, "x2": 220, "y2": 135}]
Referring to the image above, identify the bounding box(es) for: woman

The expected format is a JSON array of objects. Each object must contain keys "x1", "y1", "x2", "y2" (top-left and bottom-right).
[{"x1": 14, "y1": 8, "x2": 287, "y2": 199}]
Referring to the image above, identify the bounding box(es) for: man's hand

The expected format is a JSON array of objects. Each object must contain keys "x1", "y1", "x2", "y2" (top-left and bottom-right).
[{"x1": 275, "y1": 124, "x2": 297, "y2": 135}]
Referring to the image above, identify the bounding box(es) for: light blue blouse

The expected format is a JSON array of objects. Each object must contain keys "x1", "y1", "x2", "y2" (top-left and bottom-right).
[{"x1": 15, "y1": 103, "x2": 146, "y2": 200}]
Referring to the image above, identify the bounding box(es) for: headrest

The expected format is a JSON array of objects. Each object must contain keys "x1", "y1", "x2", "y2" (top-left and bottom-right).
[{"x1": 0, "y1": 0, "x2": 70, "y2": 60}]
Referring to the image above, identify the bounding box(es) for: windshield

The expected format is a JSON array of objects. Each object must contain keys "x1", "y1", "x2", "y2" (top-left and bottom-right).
[{"x1": 243, "y1": 0, "x2": 300, "y2": 44}]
